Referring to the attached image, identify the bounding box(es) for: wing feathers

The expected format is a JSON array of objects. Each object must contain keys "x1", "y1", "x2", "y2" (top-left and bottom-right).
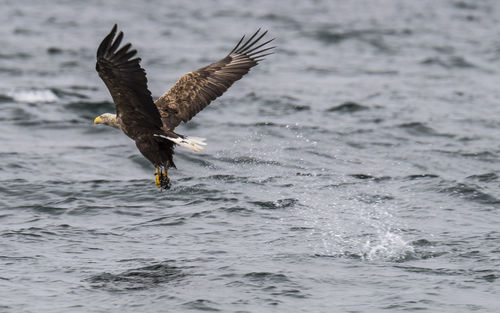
[
  {"x1": 96, "y1": 24, "x2": 162, "y2": 132},
  {"x1": 155, "y1": 29, "x2": 275, "y2": 129}
]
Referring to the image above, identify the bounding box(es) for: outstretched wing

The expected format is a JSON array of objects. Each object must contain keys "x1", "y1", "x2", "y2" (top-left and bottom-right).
[
  {"x1": 96, "y1": 24, "x2": 162, "y2": 132},
  {"x1": 155, "y1": 29, "x2": 275, "y2": 129}
]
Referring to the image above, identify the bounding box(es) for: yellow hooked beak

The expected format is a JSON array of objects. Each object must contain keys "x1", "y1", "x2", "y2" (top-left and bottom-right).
[{"x1": 94, "y1": 116, "x2": 103, "y2": 125}]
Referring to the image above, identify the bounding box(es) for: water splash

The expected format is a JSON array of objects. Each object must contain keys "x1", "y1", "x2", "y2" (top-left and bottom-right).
[
  {"x1": 295, "y1": 185, "x2": 414, "y2": 262},
  {"x1": 361, "y1": 231, "x2": 415, "y2": 262}
]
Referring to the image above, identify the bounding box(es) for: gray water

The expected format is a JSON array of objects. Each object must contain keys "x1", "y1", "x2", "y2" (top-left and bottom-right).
[{"x1": 1, "y1": 0, "x2": 499, "y2": 312}]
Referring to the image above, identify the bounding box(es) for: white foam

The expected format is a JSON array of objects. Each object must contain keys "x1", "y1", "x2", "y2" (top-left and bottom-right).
[{"x1": 7, "y1": 89, "x2": 58, "y2": 103}]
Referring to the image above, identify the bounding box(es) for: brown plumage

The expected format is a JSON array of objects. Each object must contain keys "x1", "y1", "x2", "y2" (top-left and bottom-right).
[{"x1": 94, "y1": 24, "x2": 275, "y2": 189}]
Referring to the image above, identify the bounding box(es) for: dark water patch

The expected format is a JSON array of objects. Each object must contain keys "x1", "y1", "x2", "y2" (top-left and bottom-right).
[
  {"x1": 202, "y1": 196, "x2": 239, "y2": 204},
  {"x1": 395, "y1": 265, "x2": 467, "y2": 276},
  {"x1": 411, "y1": 239, "x2": 435, "y2": 247},
  {"x1": 420, "y1": 56, "x2": 476, "y2": 68},
  {"x1": 314, "y1": 252, "x2": 363, "y2": 260},
  {"x1": 315, "y1": 27, "x2": 409, "y2": 49},
  {"x1": 405, "y1": 174, "x2": 439, "y2": 180},
  {"x1": 349, "y1": 174, "x2": 391, "y2": 182},
  {"x1": 15, "y1": 119, "x2": 83, "y2": 128},
  {"x1": 183, "y1": 299, "x2": 220, "y2": 312},
  {"x1": 0, "y1": 67, "x2": 22, "y2": 75},
  {"x1": 60, "y1": 61, "x2": 79, "y2": 68},
  {"x1": 243, "y1": 272, "x2": 292, "y2": 284},
  {"x1": 326, "y1": 101, "x2": 368, "y2": 113},
  {"x1": 88, "y1": 262, "x2": 184, "y2": 290},
  {"x1": 64, "y1": 101, "x2": 115, "y2": 118},
  {"x1": 453, "y1": 1, "x2": 479, "y2": 10},
  {"x1": 396, "y1": 265, "x2": 498, "y2": 283},
  {"x1": 430, "y1": 149, "x2": 498, "y2": 163},
  {"x1": 478, "y1": 273, "x2": 498, "y2": 283},
  {"x1": 69, "y1": 85, "x2": 99, "y2": 91},
  {"x1": 13, "y1": 28, "x2": 40, "y2": 35},
  {"x1": 219, "y1": 206, "x2": 254, "y2": 215},
  {"x1": 1, "y1": 229, "x2": 43, "y2": 239},
  {"x1": 0, "y1": 52, "x2": 31, "y2": 59},
  {"x1": 398, "y1": 122, "x2": 454, "y2": 137},
  {"x1": 440, "y1": 183, "x2": 500, "y2": 206},
  {"x1": 466, "y1": 173, "x2": 498, "y2": 182},
  {"x1": 249, "y1": 198, "x2": 298, "y2": 210},
  {"x1": 47, "y1": 47, "x2": 63, "y2": 55},
  {"x1": 0, "y1": 94, "x2": 13, "y2": 103},
  {"x1": 30, "y1": 205, "x2": 68, "y2": 215},
  {"x1": 259, "y1": 95, "x2": 310, "y2": 115}
]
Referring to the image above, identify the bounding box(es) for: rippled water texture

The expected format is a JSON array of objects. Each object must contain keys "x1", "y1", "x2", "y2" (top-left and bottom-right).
[{"x1": 1, "y1": 0, "x2": 499, "y2": 312}]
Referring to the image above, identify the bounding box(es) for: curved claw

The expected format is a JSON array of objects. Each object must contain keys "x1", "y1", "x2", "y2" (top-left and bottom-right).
[
  {"x1": 154, "y1": 166, "x2": 171, "y2": 190},
  {"x1": 160, "y1": 175, "x2": 171, "y2": 190}
]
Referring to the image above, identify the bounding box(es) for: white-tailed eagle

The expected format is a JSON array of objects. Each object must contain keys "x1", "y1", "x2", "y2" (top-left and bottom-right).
[{"x1": 94, "y1": 25, "x2": 274, "y2": 189}]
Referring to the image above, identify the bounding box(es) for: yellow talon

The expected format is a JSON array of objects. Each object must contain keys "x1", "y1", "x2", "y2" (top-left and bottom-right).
[
  {"x1": 154, "y1": 166, "x2": 171, "y2": 189},
  {"x1": 154, "y1": 166, "x2": 161, "y2": 188},
  {"x1": 155, "y1": 174, "x2": 161, "y2": 188}
]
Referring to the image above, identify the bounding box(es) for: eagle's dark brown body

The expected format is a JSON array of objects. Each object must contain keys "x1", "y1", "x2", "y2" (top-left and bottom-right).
[{"x1": 95, "y1": 25, "x2": 274, "y2": 189}]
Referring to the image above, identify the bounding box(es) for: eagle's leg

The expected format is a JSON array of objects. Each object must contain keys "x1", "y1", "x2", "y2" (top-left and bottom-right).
[
  {"x1": 155, "y1": 166, "x2": 162, "y2": 188},
  {"x1": 155, "y1": 165, "x2": 171, "y2": 190}
]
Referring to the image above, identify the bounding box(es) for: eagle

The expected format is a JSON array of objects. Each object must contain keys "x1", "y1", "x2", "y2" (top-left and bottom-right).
[{"x1": 93, "y1": 25, "x2": 274, "y2": 189}]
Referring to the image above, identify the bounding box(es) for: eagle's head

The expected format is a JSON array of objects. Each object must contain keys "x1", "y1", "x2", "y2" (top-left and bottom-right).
[{"x1": 94, "y1": 113, "x2": 120, "y2": 129}]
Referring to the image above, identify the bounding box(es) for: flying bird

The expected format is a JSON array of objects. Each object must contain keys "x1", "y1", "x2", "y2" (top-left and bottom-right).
[{"x1": 93, "y1": 25, "x2": 275, "y2": 189}]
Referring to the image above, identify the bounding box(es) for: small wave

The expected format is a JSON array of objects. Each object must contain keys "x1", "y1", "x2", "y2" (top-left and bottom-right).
[
  {"x1": 440, "y1": 183, "x2": 500, "y2": 206},
  {"x1": 460, "y1": 151, "x2": 498, "y2": 162},
  {"x1": 466, "y1": 173, "x2": 498, "y2": 182},
  {"x1": 349, "y1": 174, "x2": 391, "y2": 182},
  {"x1": 65, "y1": 100, "x2": 115, "y2": 115},
  {"x1": 453, "y1": 1, "x2": 479, "y2": 10},
  {"x1": 243, "y1": 272, "x2": 290, "y2": 283},
  {"x1": 182, "y1": 299, "x2": 220, "y2": 312},
  {"x1": 51, "y1": 88, "x2": 89, "y2": 100},
  {"x1": 398, "y1": 122, "x2": 454, "y2": 137},
  {"x1": 0, "y1": 94, "x2": 13, "y2": 103},
  {"x1": 239, "y1": 272, "x2": 307, "y2": 299},
  {"x1": 0, "y1": 52, "x2": 32, "y2": 59},
  {"x1": 249, "y1": 198, "x2": 298, "y2": 210},
  {"x1": 356, "y1": 193, "x2": 395, "y2": 204},
  {"x1": 88, "y1": 262, "x2": 184, "y2": 290},
  {"x1": 405, "y1": 174, "x2": 439, "y2": 180},
  {"x1": 326, "y1": 101, "x2": 368, "y2": 113},
  {"x1": 314, "y1": 27, "x2": 410, "y2": 52},
  {"x1": 420, "y1": 56, "x2": 476, "y2": 69},
  {"x1": 316, "y1": 28, "x2": 402, "y2": 44},
  {"x1": 6, "y1": 89, "x2": 58, "y2": 103},
  {"x1": 132, "y1": 215, "x2": 186, "y2": 228},
  {"x1": 259, "y1": 95, "x2": 310, "y2": 115}
]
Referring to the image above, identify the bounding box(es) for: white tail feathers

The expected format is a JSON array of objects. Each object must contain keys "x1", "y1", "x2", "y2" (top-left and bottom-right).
[{"x1": 154, "y1": 134, "x2": 207, "y2": 152}]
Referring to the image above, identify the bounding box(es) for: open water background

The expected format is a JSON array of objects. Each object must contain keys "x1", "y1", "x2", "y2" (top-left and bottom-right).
[{"x1": 0, "y1": 0, "x2": 499, "y2": 312}]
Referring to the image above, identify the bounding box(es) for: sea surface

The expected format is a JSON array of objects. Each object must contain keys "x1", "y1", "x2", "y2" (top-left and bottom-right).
[{"x1": 1, "y1": 0, "x2": 499, "y2": 312}]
